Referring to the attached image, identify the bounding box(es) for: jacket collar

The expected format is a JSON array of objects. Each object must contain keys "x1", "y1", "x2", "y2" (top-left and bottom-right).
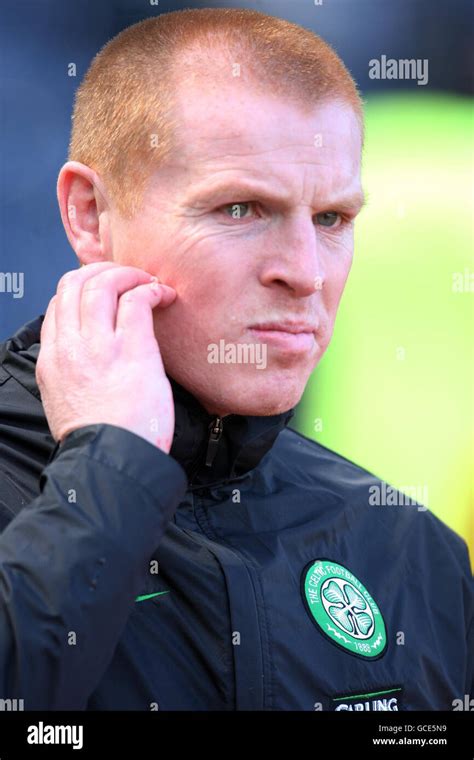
[{"x1": 0, "y1": 315, "x2": 295, "y2": 484}]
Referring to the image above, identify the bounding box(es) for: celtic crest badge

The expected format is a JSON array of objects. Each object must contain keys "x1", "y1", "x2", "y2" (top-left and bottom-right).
[{"x1": 301, "y1": 559, "x2": 387, "y2": 659}]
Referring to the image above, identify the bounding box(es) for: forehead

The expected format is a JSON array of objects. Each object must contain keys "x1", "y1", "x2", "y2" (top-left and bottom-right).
[
  {"x1": 150, "y1": 85, "x2": 363, "y2": 206},
  {"x1": 170, "y1": 83, "x2": 361, "y2": 166}
]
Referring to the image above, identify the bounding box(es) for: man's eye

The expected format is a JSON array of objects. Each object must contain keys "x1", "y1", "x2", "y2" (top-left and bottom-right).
[
  {"x1": 315, "y1": 211, "x2": 341, "y2": 228},
  {"x1": 220, "y1": 202, "x2": 254, "y2": 219}
]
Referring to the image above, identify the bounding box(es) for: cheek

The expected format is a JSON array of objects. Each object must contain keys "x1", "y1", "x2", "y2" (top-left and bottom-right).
[
  {"x1": 154, "y1": 257, "x2": 243, "y2": 349},
  {"x1": 322, "y1": 251, "x2": 352, "y2": 315},
  {"x1": 316, "y1": 262, "x2": 350, "y2": 357},
  {"x1": 163, "y1": 234, "x2": 255, "y2": 310},
  {"x1": 111, "y1": 230, "x2": 145, "y2": 268}
]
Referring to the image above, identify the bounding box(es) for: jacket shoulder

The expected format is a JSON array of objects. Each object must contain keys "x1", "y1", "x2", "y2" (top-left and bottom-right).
[{"x1": 275, "y1": 426, "x2": 472, "y2": 577}]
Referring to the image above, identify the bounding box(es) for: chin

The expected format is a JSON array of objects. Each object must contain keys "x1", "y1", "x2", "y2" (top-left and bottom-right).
[{"x1": 199, "y1": 367, "x2": 308, "y2": 417}]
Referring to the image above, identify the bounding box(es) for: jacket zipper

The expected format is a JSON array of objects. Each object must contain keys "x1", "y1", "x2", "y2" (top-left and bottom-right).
[
  {"x1": 193, "y1": 420, "x2": 268, "y2": 708},
  {"x1": 205, "y1": 416, "x2": 224, "y2": 467}
]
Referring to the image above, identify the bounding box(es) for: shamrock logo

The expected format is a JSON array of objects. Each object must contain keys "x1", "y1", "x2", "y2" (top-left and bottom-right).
[{"x1": 321, "y1": 578, "x2": 375, "y2": 640}]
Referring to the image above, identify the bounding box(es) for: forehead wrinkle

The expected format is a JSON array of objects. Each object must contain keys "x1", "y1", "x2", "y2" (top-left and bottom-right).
[
  {"x1": 180, "y1": 168, "x2": 363, "y2": 214},
  {"x1": 182, "y1": 128, "x2": 360, "y2": 177},
  {"x1": 175, "y1": 131, "x2": 361, "y2": 210},
  {"x1": 188, "y1": 148, "x2": 355, "y2": 184},
  {"x1": 185, "y1": 134, "x2": 353, "y2": 164}
]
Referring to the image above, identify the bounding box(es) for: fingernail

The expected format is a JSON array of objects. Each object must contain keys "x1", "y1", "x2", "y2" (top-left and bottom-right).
[{"x1": 149, "y1": 281, "x2": 162, "y2": 294}]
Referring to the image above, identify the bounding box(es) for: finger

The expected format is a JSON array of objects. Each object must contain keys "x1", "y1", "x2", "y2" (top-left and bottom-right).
[
  {"x1": 55, "y1": 262, "x2": 120, "y2": 335},
  {"x1": 115, "y1": 282, "x2": 172, "y2": 364},
  {"x1": 40, "y1": 294, "x2": 57, "y2": 347},
  {"x1": 36, "y1": 295, "x2": 57, "y2": 386},
  {"x1": 80, "y1": 266, "x2": 158, "y2": 336},
  {"x1": 149, "y1": 283, "x2": 177, "y2": 308}
]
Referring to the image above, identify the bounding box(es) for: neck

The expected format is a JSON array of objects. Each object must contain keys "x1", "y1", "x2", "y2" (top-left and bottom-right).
[{"x1": 167, "y1": 374, "x2": 295, "y2": 485}]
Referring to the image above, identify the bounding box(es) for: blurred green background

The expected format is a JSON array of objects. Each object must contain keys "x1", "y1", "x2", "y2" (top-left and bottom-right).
[{"x1": 297, "y1": 94, "x2": 473, "y2": 568}]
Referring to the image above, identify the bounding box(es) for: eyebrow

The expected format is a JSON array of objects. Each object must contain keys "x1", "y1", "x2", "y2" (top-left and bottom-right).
[{"x1": 183, "y1": 180, "x2": 366, "y2": 214}]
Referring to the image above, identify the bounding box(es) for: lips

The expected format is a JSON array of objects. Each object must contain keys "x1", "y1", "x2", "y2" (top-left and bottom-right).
[
  {"x1": 248, "y1": 321, "x2": 316, "y2": 354},
  {"x1": 249, "y1": 321, "x2": 316, "y2": 335}
]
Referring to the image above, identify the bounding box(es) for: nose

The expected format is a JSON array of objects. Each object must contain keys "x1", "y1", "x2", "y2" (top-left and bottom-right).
[{"x1": 257, "y1": 215, "x2": 325, "y2": 297}]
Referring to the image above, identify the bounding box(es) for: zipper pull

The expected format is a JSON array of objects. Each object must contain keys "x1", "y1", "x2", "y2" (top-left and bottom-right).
[{"x1": 205, "y1": 416, "x2": 223, "y2": 467}]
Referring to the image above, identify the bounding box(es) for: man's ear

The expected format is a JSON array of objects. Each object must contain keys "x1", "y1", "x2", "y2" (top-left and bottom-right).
[{"x1": 57, "y1": 161, "x2": 113, "y2": 266}]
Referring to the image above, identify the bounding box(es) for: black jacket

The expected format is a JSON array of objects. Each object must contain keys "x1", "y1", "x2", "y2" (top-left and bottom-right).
[{"x1": 0, "y1": 315, "x2": 472, "y2": 711}]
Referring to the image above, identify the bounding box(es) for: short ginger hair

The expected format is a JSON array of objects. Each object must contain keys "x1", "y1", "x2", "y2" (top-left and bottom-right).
[{"x1": 68, "y1": 8, "x2": 364, "y2": 219}]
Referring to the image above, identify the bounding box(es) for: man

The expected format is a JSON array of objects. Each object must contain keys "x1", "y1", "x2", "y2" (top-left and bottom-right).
[{"x1": 0, "y1": 8, "x2": 472, "y2": 711}]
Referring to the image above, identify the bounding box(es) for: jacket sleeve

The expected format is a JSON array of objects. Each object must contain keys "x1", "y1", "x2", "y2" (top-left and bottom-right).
[{"x1": 0, "y1": 423, "x2": 187, "y2": 709}]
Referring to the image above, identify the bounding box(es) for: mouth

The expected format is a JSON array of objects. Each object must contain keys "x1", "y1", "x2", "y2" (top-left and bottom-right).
[
  {"x1": 248, "y1": 321, "x2": 317, "y2": 354},
  {"x1": 250, "y1": 321, "x2": 316, "y2": 334}
]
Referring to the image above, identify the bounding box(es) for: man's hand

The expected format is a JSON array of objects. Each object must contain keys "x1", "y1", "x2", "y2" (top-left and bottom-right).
[{"x1": 36, "y1": 262, "x2": 177, "y2": 453}]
